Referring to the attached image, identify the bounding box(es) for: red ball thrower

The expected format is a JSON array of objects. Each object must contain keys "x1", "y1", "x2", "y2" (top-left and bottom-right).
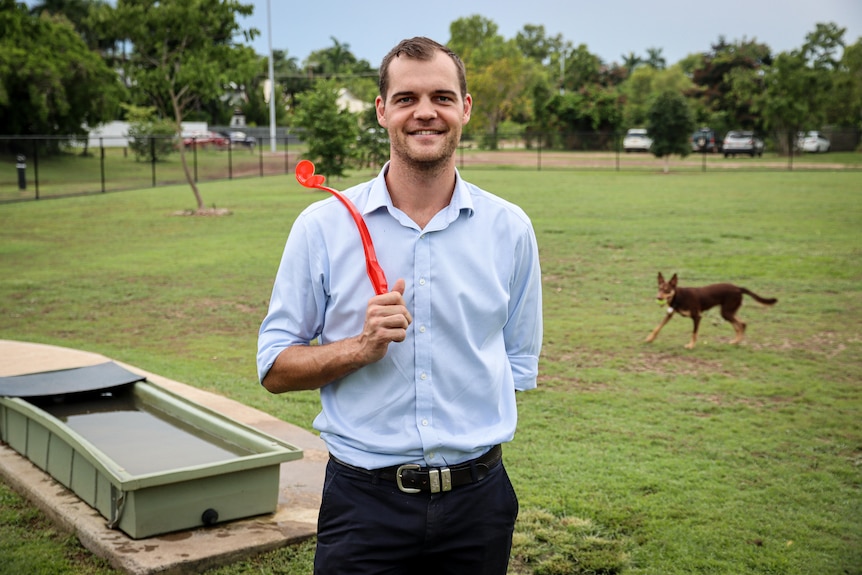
[{"x1": 294, "y1": 160, "x2": 389, "y2": 295}]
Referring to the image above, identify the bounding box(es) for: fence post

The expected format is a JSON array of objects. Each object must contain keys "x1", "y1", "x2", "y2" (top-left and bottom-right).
[
  {"x1": 284, "y1": 134, "x2": 290, "y2": 174},
  {"x1": 33, "y1": 139, "x2": 40, "y2": 200},
  {"x1": 258, "y1": 135, "x2": 264, "y2": 177},
  {"x1": 100, "y1": 138, "x2": 106, "y2": 193},
  {"x1": 788, "y1": 131, "x2": 794, "y2": 172},
  {"x1": 537, "y1": 138, "x2": 542, "y2": 171},
  {"x1": 228, "y1": 142, "x2": 233, "y2": 180},
  {"x1": 150, "y1": 137, "x2": 156, "y2": 187}
]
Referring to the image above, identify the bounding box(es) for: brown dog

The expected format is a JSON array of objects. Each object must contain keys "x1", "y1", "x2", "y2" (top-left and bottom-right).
[{"x1": 645, "y1": 272, "x2": 777, "y2": 349}]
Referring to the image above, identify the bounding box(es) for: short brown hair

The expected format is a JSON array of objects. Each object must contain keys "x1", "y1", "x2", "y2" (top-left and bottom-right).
[{"x1": 378, "y1": 37, "x2": 467, "y2": 101}]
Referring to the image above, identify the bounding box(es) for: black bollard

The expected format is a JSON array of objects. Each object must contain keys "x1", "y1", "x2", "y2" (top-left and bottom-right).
[{"x1": 16, "y1": 155, "x2": 26, "y2": 190}]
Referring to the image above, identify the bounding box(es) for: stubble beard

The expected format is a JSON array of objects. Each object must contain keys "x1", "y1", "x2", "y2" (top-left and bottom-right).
[{"x1": 389, "y1": 129, "x2": 460, "y2": 175}]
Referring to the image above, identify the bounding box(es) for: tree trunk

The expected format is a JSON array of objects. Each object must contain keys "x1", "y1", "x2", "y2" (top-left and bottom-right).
[
  {"x1": 172, "y1": 95, "x2": 205, "y2": 212},
  {"x1": 663, "y1": 156, "x2": 670, "y2": 174},
  {"x1": 178, "y1": 145, "x2": 205, "y2": 211}
]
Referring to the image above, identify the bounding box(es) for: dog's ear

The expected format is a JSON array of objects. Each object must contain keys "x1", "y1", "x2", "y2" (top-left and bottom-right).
[
  {"x1": 669, "y1": 273, "x2": 678, "y2": 287},
  {"x1": 657, "y1": 272, "x2": 664, "y2": 284}
]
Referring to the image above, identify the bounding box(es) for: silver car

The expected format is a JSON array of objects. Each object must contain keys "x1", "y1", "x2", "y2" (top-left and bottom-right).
[
  {"x1": 722, "y1": 131, "x2": 764, "y2": 158},
  {"x1": 798, "y1": 131, "x2": 830, "y2": 153},
  {"x1": 623, "y1": 128, "x2": 652, "y2": 153}
]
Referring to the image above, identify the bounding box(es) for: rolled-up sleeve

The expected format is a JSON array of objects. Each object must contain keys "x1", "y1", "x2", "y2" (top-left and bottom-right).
[
  {"x1": 257, "y1": 215, "x2": 327, "y2": 383},
  {"x1": 505, "y1": 223, "x2": 543, "y2": 391}
]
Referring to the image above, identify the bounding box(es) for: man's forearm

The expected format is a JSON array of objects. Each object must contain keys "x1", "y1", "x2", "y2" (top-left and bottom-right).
[{"x1": 261, "y1": 338, "x2": 369, "y2": 393}]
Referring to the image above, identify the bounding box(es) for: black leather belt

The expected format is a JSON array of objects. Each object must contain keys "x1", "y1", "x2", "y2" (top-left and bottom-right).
[{"x1": 331, "y1": 444, "x2": 502, "y2": 494}]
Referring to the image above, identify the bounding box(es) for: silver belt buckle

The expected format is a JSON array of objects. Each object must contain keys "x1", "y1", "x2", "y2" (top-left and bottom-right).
[
  {"x1": 426, "y1": 467, "x2": 452, "y2": 493},
  {"x1": 396, "y1": 465, "x2": 453, "y2": 494},
  {"x1": 434, "y1": 467, "x2": 452, "y2": 493},
  {"x1": 396, "y1": 464, "x2": 421, "y2": 493}
]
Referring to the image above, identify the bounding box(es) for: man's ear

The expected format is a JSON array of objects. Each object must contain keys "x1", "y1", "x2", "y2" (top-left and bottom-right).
[
  {"x1": 462, "y1": 93, "x2": 472, "y2": 125},
  {"x1": 375, "y1": 95, "x2": 387, "y2": 127}
]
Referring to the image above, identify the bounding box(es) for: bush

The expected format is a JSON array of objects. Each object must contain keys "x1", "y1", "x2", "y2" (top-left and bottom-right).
[{"x1": 123, "y1": 104, "x2": 177, "y2": 162}]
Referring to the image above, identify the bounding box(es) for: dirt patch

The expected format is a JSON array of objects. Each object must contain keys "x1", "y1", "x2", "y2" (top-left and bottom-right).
[
  {"x1": 457, "y1": 150, "x2": 853, "y2": 170},
  {"x1": 172, "y1": 207, "x2": 232, "y2": 216}
]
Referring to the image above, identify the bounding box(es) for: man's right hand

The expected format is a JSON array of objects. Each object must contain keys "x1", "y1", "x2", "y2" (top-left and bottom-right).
[{"x1": 262, "y1": 278, "x2": 412, "y2": 393}]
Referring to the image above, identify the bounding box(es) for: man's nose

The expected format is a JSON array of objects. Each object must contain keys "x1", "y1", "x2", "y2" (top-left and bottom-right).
[{"x1": 413, "y1": 97, "x2": 438, "y2": 120}]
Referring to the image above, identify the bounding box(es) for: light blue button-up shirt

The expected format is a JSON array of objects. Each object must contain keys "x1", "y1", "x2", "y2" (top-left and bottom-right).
[{"x1": 258, "y1": 164, "x2": 542, "y2": 470}]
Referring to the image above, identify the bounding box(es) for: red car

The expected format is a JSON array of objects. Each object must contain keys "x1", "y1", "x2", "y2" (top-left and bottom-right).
[{"x1": 182, "y1": 131, "x2": 229, "y2": 149}]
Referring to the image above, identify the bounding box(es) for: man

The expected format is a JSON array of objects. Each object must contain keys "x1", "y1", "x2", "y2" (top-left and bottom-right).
[{"x1": 257, "y1": 37, "x2": 542, "y2": 574}]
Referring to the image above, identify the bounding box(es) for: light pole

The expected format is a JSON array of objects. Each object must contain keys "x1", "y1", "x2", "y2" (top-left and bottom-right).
[{"x1": 266, "y1": 0, "x2": 276, "y2": 153}]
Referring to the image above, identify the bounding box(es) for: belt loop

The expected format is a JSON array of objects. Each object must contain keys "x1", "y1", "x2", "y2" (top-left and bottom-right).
[{"x1": 470, "y1": 459, "x2": 478, "y2": 482}]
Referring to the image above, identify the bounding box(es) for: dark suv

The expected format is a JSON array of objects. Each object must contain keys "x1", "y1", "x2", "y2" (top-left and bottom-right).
[{"x1": 691, "y1": 128, "x2": 720, "y2": 153}]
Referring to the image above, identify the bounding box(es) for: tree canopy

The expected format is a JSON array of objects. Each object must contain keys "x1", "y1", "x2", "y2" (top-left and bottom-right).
[
  {"x1": 0, "y1": 0, "x2": 124, "y2": 148},
  {"x1": 0, "y1": 3, "x2": 858, "y2": 173},
  {"x1": 107, "y1": 0, "x2": 258, "y2": 211}
]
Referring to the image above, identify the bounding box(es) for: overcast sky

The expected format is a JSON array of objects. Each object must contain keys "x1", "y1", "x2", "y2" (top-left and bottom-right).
[{"x1": 240, "y1": 0, "x2": 862, "y2": 67}]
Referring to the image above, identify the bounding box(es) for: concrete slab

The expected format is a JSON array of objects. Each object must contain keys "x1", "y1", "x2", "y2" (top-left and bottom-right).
[{"x1": 0, "y1": 340, "x2": 325, "y2": 575}]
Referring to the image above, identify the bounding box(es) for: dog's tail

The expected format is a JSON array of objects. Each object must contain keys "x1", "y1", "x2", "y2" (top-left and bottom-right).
[{"x1": 740, "y1": 288, "x2": 777, "y2": 306}]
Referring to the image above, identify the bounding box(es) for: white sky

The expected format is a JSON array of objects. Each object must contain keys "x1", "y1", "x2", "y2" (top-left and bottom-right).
[{"x1": 242, "y1": 0, "x2": 862, "y2": 67}]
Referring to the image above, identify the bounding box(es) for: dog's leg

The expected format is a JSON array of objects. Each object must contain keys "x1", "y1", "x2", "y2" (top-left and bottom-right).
[
  {"x1": 728, "y1": 316, "x2": 746, "y2": 344},
  {"x1": 646, "y1": 308, "x2": 674, "y2": 343},
  {"x1": 685, "y1": 314, "x2": 701, "y2": 349},
  {"x1": 720, "y1": 300, "x2": 746, "y2": 344}
]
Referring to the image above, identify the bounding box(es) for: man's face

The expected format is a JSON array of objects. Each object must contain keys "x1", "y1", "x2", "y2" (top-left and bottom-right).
[{"x1": 375, "y1": 52, "x2": 472, "y2": 170}]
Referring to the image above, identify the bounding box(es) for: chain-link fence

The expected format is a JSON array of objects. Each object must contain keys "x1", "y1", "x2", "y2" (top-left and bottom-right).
[{"x1": 1, "y1": 128, "x2": 859, "y2": 204}]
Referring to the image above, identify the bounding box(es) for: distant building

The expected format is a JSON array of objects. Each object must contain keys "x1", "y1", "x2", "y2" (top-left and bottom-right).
[
  {"x1": 336, "y1": 89, "x2": 372, "y2": 114},
  {"x1": 86, "y1": 121, "x2": 208, "y2": 148}
]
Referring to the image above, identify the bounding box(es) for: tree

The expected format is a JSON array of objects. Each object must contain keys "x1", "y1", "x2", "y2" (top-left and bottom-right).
[
  {"x1": 621, "y1": 66, "x2": 659, "y2": 127},
  {"x1": 646, "y1": 91, "x2": 694, "y2": 173},
  {"x1": 747, "y1": 50, "x2": 825, "y2": 154},
  {"x1": 28, "y1": 0, "x2": 119, "y2": 55},
  {"x1": 831, "y1": 40, "x2": 862, "y2": 130},
  {"x1": 0, "y1": 0, "x2": 125, "y2": 151},
  {"x1": 562, "y1": 44, "x2": 603, "y2": 91},
  {"x1": 448, "y1": 16, "x2": 540, "y2": 148},
  {"x1": 109, "y1": 0, "x2": 258, "y2": 213},
  {"x1": 515, "y1": 24, "x2": 565, "y2": 65},
  {"x1": 621, "y1": 52, "x2": 643, "y2": 76},
  {"x1": 645, "y1": 47, "x2": 667, "y2": 70},
  {"x1": 293, "y1": 79, "x2": 357, "y2": 178},
  {"x1": 689, "y1": 37, "x2": 772, "y2": 133}
]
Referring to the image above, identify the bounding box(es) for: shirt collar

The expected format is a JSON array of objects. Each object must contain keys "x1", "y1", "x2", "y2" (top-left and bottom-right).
[{"x1": 364, "y1": 162, "x2": 475, "y2": 220}]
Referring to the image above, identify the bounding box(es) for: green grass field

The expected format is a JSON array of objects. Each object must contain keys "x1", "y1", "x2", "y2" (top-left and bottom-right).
[{"x1": 0, "y1": 169, "x2": 860, "y2": 574}]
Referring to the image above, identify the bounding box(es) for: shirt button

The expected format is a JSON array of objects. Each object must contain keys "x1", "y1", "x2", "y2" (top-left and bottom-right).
[
  {"x1": 419, "y1": 278, "x2": 426, "y2": 286},
  {"x1": 421, "y1": 419, "x2": 429, "y2": 426},
  {"x1": 419, "y1": 325, "x2": 426, "y2": 333},
  {"x1": 420, "y1": 373, "x2": 427, "y2": 380}
]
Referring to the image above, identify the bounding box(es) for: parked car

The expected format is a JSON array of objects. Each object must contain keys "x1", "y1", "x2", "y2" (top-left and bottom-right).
[
  {"x1": 798, "y1": 131, "x2": 830, "y2": 153},
  {"x1": 722, "y1": 130, "x2": 764, "y2": 158},
  {"x1": 182, "y1": 131, "x2": 229, "y2": 149},
  {"x1": 691, "y1": 127, "x2": 720, "y2": 153},
  {"x1": 222, "y1": 131, "x2": 256, "y2": 148},
  {"x1": 623, "y1": 128, "x2": 652, "y2": 152}
]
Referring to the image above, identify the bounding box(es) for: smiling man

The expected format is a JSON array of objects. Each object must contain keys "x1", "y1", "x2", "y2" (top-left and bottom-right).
[{"x1": 258, "y1": 37, "x2": 543, "y2": 574}]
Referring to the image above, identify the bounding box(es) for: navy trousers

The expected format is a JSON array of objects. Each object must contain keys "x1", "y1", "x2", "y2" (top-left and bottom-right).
[{"x1": 313, "y1": 458, "x2": 519, "y2": 575}]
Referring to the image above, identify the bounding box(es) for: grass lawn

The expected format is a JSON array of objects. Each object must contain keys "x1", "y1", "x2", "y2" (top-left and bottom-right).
[{"x1": 0, "y1": 169, "x2": 860, "y2": 574}]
